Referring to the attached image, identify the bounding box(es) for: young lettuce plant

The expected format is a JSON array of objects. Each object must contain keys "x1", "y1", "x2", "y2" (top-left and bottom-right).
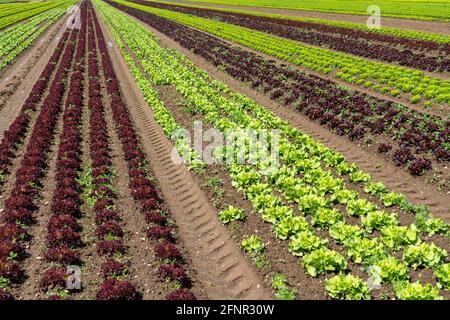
[
  {"x1": 434, "y1": 263, "x2": 450, "y2": 290},
  {"x1": 325, "y1": 274, "x2": 371, "y2": 300},
  {"x1": 271, "y1": 274, "x2": 297, "y2": 300},
  {"x1": 329, "y1": 222, "x2": 364, "y2": 245},
  {"x1": 330, "y1": 189, "x2": 358, "y2": 205},
  {"x1": 346, "y1": 199, "x2": 377, "y2": 217},
  {"x1": 218, "y1": 205, "x2": 246, "y2": 224},
  {"x1": 345, "y1": 238, "x2": 387, "y2": 265},
  {"x1": 274, "y1": 216, "x2": 311, "y2": 240},
  {"x1": 361, "y1": 211, "x2": 398, "y2": 233},
  {"x1": 240, "y1": 235, "x2": 265, "y2": 254},
  {"x1": 403, "y1": 243, "x2": 448, "y2": 269},
  {"x1": 394, "y1": 281, "x2": 443, "y2": 300},
  {"x1": 261, "y1": 206, "x2": 294, "y2": 224},
  {"x1": 363, "y1": 181, "x2": 388, "y2": 196},
  {"x1": 302, "y1": 248, "x2": 348, "y2": 277},
  {"x1": 414, "y1": 211, "x2": 449, "y2": 236},
  {"x1": 380, "y1": 192, "x2": 407, "y2": 207},
  {"x1": 310, "y1": 207, "x2": 344, "y2": 229},
  {"x1": 370, "y1": 256, "x2": 409, "y2": 284},
  {"x1": 288, "y1": 231, "x2": 328, "y2": 256},
  {"x1": 380, "y1": 225, "x2": 420, "y2": 250}
]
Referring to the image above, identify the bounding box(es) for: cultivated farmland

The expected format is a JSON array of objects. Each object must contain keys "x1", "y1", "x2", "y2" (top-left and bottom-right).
[{"x1": 0, "y1": 0, "x2": 449, "y2": 301}]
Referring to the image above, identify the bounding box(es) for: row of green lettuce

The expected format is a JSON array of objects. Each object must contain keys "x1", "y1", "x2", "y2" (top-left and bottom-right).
[
  {"x1": 151, "y1": 0, "x2": 450, "y2": 45},
  {"x1": 166, "y1": 0, "x2": 450, "y2": 22},
  {"x1": 0, "y1": 1, "x2": 76, "y2": 72},
  {"x1": 0, "y1": 0, "x2": 69, "y2": 29},
  {"x1": 114, "y1": 0, "x2": 450, "y2": 108},
  {"x1": 95, "y1": 0, "x2": 450, "y2": 300}
]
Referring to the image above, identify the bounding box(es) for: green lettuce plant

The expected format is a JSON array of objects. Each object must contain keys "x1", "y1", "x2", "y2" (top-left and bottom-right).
[{"x1": 325, "y1": 274, "x2": 371, "y2": 300}]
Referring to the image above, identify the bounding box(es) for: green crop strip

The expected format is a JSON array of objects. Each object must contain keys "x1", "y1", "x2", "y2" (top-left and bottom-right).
[
  {"x1": 151, "y1": 0, "x2": 450, "y2": 45},
  {"x1": 0, "y1": 0, "x2": 69, "y2": 30},
  {"x1": 155, "y1": 0, "x2": 450, "y2": 22},
  {"x1": 95, "y1": 0, "x2": 450, "y2": 299},
  {"x1": 114, "y1": 0, "x2": 450, "y2": 108},
  {"x1": 0, "y1": 1, "x2": 76, "y2": 72}
]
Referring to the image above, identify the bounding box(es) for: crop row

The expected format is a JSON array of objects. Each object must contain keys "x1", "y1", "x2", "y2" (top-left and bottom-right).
[
  {"x1": 39, "y1": 2, "x2": 88, "y2": 299},
  {"x1": 96, "y1": 0, "x2": 449, "y2": 299},
  {"x1": 112, "y1": 0, "x2": 450, "y2": 107},
  {"x1": 135, "y1": 1, "x2": 450, "y2": 73},
  {"x1": 91, "y1": 3, "x2": 196, "y2": 300},
  {"x1": 174, "y1": 0, "x2": 450, "y2": 22},
  {"x1": 103, "y1": 2, "x2": 449, "y2": 176},
  {"x1": 150, "y1": 0, "x2": 450, "y2": 45},
  {"x1": 0, "y1": 0, "x2": 69, "y2": 30},
  {"x1": 0, "y1": 29, "x2": 69, "y2": 188},
  {"x1": 0, "y1": 20, "x2": 80, "y2": 299},
  {"x1": 86, "y1": 5, "x2": 140, "y2": 300},
  {"x1": 0, "y1": 2, "x2": 74, "y2": 73}
]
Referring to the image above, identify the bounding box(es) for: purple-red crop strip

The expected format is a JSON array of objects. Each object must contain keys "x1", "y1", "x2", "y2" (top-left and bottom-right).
[
  {"x1": 0, "y1": 24, "x2": 79, "y2": 299},
  {"x1": 86, "y1": 3, "x2": 138, "y2": 300},
  {"x1": 0, "y1": 32, "x2": 69, "y2": 187},
  {"x1": 92, "y1": 5, "x2": 196, "y2": 300},
  {"x1": 39, "y1": 2, "x2": 88, "y2": 299}
]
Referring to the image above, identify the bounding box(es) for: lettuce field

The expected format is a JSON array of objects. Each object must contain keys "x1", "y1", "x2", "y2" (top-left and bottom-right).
[{"x1": 0, "y1": 0, "x2": 448, "y2": 301}]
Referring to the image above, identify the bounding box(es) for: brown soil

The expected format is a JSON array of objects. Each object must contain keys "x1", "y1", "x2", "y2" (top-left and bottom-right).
[
  {"x1": 94, "y1": 4, "x2": 270, "y2": 299},
  {"x1": 0, "y1": 12, "x2": 69, "y2": 130},
  {"x1": 115, "y1": 11, "x2": 450, "y2": 223},
  {"x1": 166, "y1": 0, "x2": 450, "y2": 36}
]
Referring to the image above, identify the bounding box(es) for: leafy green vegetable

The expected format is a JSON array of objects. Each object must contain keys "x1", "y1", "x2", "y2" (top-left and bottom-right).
[
  {"x1": 348, "y1": 171, "x2": 371, "y2": 183},
  {"x1": 251, "y1": 194, "x2": 282, "y2": 213},
  {"x1": 240, "y1": 235, "x2": 265, "y2": 253},
  {"x1": 363, "y1": 181, "x2": 388, "y2": 196},
  {"x1": 434, "y1": 263, "x2": 450, "y2": 290},
  {"x1": 346, "y1": 238, "x2": 387, "y2": 265},
  {"x1": 380, "y1": 192, "x2": 407, "y2": 207},
  {"x1": 361, "y1": 210, "x2": 398, "y2": 233},
  {"x1": 370, "y1": 256, "x2": 409, "y2": 284},
  {"x1": 297, "y1": 194, "x2": 330, "y2": 214},
  {"x1": 346, "y1": 199, "x2": 377, "y2": 216},
  {"x1": 330, "y1": 189, "x2": 358, "y2": 205},
  {"x1": 261, "y1": 206, "x2": 294, "y2": 224},
  {"x1": 403, "y1": 242, "x2": 448, "y2": 269},
  {"x1": 414, "y1": 211, "x2": 449, "y2": 236},
  {"x1": 325, "y1": 274, "x2": 371, "y2": 300},
  {"x1": 302, "y1": 248, "x2": 347, "y2": 277},
  {"x1": 310, "y1": 207, "x2": 344, "y2": 229},
  {"x1": 380, "y1": 225, "x2": 420, "y2": 249},
  {"x1": 271, "y1": 274, "x2": 297, "y2": 300},
  {"x1": 329, "y1": 223, "x2": 364, "y2": 245},
  {"x1": 288, "y1": 231, "x2": 328, "y2": 256},
  {"x1": 274, "y1": 216, "x2": 310, "y2": 240},
  {"x1": 394, "y1": 282, "x2": 443, "y2": 300},
  {"x1": 218, "y1": 205, "x2": 246, "y2": 224}
]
